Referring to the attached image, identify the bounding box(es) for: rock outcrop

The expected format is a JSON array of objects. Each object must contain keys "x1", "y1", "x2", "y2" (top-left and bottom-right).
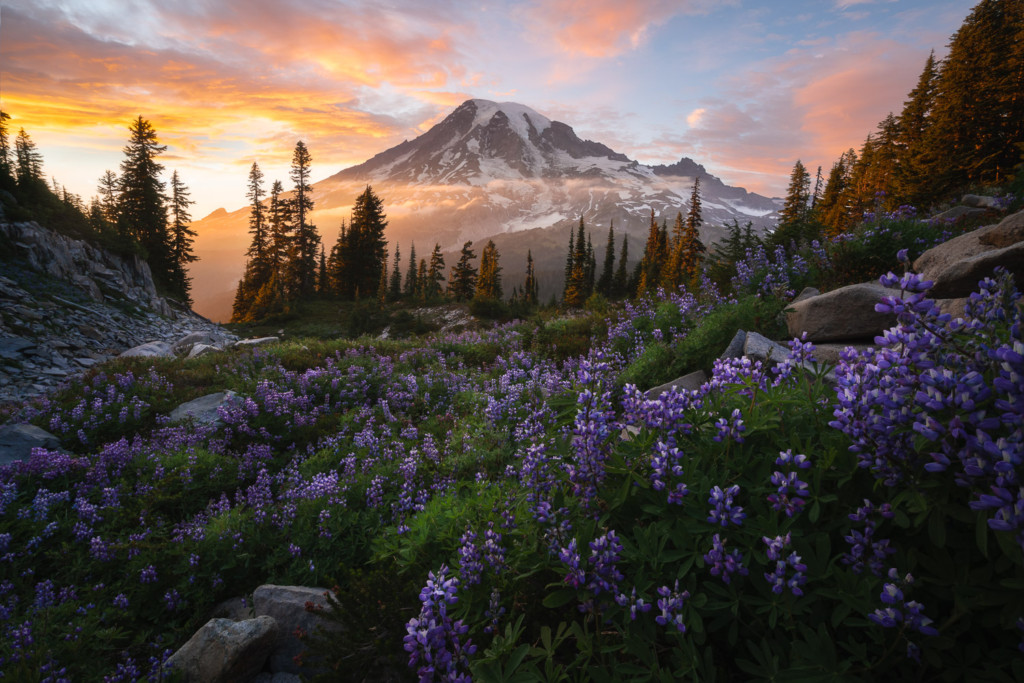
[{"x1": 165, "y1": 616, "x2": 279, "y2": 683}]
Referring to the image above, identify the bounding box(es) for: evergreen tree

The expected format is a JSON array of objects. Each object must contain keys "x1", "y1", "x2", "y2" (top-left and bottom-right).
[
  {"x1": 770, "y1": 160, "x2": 814, "y2": 246},
  {"x1": 0, "y1": 111, "x2": 11, "y2": 180},
  {"x1": 596, "y1": 222, "x2": 615, "y2": 297},
  {"x1": 427, "y1": 244, "x2": 446, "y2": 299},
  {"x1": 14, "y1": 128, "x2": 44, "y2": 188},
  {"x1": 318, "y1": 245, "x2": 328, "y2": 294},
  {"x1": 562, "y1": 228, "x2": 575, "y2": 301},
  {"x1": 681, "y1": 179, "x2": 706, "y2": 284},
  {"x1": 326, "y1": 219, "x2": 347, "y2": 297},
  {"x1": 167, "y1": 170, "x2": 197, "y2": 302},
  {"x1": 287, "y1": 141, "x2": 320, "y2": 297},
  {"x1": 817, "y1": 148, "x2": 858, "y2": 235},
  {"x1": 563, "y1": 217, "x2": 590, "y2": 307},
  {"x1": 895, "y1": 52, "x2": 939, "y2": 206},
  {"x1": 637, "y1": 209, "x2": 666, "y2": 296},
  {"x1": 612, "y1": 235, "x2": 629, "y2": 299},
  {"x1": 448, "y1": 241, "x2": 477, "y2": 300},
  {"x1": 584, "y1": 234, "x2": 596, "y2": 298},
  {"x1": 811, "y1": 166, "x2": 824, "y2": 208},
  {"x1": 416, "y1": 258, "x2": 428, "y2": 301},
  {"x1": 389, "y1": 243, "x2": 403, "y2": 301},
  {"x1": 341, "y1": 186, "x2": 389, "y2": 299},
  {"x1": 268, "y1": 180, "x2": 292, "y2": 279},
  {"x1": 378, "y1": 247, "x2": 389, "y2": 304},
  {"x1": 96, "y1": 170, "x2": 120, "y2": 232},
  {"x1": 922, "y1": 0, "x2": 1024, "y2": 197},
  {"x1": 476, "y1": 239, "x2": 503, "y2": 300},
  {"x1": 245, "y1": 161, "x2": 271, "y2": 289},
  {"x1": 118, "y1": 116, "x2": 171, "y2": 285},
  {"x1": 523, "y1": 250, "x2": 538, "y2": 305},
  {"x1": 404, "y1": 243, "x2": 417, "y2": 298}
]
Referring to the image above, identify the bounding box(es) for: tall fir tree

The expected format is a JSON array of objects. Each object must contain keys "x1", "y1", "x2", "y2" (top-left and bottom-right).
[
  {"x1": 96, "y1": 170, "x2": 120, "y2": 232},
  {"x1": 245, "y1": 161, "x2": 271, "y2": 289},
  {"x1": 895, "y1": 52, "x2": 939, "y2": 206},
  {"x1": 14, "y1": 128, "x2": 44, "y2": 193},
  {"x1": 0, "y1": 110, "x2": 10, "y2": 180},
  {"x1": 287, "y1": 141, "x2": 320, "y2": 297},
  {"x1": 476, "y1": 240, "x2": 503, "y2": 300},
  {"x1": 523, "y1": 250, "x2": 538, "y2": 305},
  {"x1": 448, "y1": 241, "x2": 477, "y2": 300},
  {"x1": 770, "y1": 160, "x2": 813, "y2": 246},
  {"x1": 612, "y1": 235, "x2": 629, "y2": 299},
  {"x1": 416, "y1": 258, "x2": 429, "y2": 301},
  {"x1": 563, "y1": 217, "x2": 590, "y2": 307},
  {"x1": 342, "y1": 186, "x2": 389, "y2": 299},
  {"x1": 426, "y1": 244, "x2": 446, "y2": 299},
  {"x1": 167, "y1": 170, "x2": 197, "y2": 302},
  {"x1": 268, "y1": 179, "x2": 292, "y2": 280},
  {"x1": 596, "y1": 222, "x2": 616, "y2": 297},
  {"x1": 118, "y1": 116, "x2": 171, "y2": 285},
  {"x1": 563, "y1": 228, "x2": 575, "y2": 301},
  {"x1": 388, "y1": 243, "x2": 403, "y2": 301},
  {"x1": 404, "y1": 243, "x2": 418, "y2": 297},
  {"x1": 637, "y1": 209, "x2": 666, "y2": 296}
]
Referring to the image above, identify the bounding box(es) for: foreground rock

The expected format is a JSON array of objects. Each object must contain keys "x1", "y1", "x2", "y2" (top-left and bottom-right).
[
  {"x1": 253, "y1": 585, "x2": 339, "y2": 675},
  {"x1": 0, "y1": 424, "x2": 62, "y2": 467},
  {"x1": 169, "y1": 391, "x2": 238, "y2": 426},
  {"x1": 647, "y1": 370, "x2": 708, "y2": 397},
  {"x1": 166, "y1": 616, "x2": 279, "y2": 683},
  {"x1": 785, "y1": 282, "x2": 896, "y2": 342}
]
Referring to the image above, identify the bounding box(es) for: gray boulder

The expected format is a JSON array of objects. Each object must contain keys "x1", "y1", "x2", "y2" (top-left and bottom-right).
[
  {"x1": 792, "y1": 287, "x2": 820, "y2": 304},
  {"x1": 0, "y1": 423, "x2": 63, "y2": 467},
  {"x1": 187, "y1": 343, "x2": 222, "y2": 359},
  {"x1": 173, "y1": 331, "x2": 220, "y2": 355},
  {"x1": 165, "y1": 616, "x2": 278, "y2": 683},
  {"x1": 811, "y1": 343, "x2": 874, "y2": 366},
  {"x1": 169, "y1": 391, "x2": 238, "y2": 426},
  {"x1": 929, "y1": 205, "x2": 989, "y2": 224},
  {"x1": 719, "y1": 330, "x2": 746, "y2": 360},
  {"x1": 961, "y1": 194, "x2": 1000, "y2": 209},
  {"x1": 743, "y1": 332, "x2": 791, "y2": 364},
  {"x1": 786, "y1": 282, "x2": 896, "y2": 342},
  {"x1": 119, "y1": 341, "x2": 174, "y2": 358},
  {"x1": 0, "y1": 336, "x2": 34, "y2": 360},
  {"x1": 925, "y1": 241, "x2": 1024, "y2": 299},
  {"x1": 647, "y1": 370, "x2": 708, "y2": 397},
  {"x1": 253, "y1": 585, "x2": 339, "y2": 675},
  {"x1": 980, "y1": 209, "x2": 1024, "y2": 248}
]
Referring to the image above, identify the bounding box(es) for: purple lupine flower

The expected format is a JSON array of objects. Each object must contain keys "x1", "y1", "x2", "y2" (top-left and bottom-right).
[
  {"x1": 615, "y1": 587, "x2": 653, "y2": 620},
  {"x1": 762, "y1": 533, "x2": 807, "y2": 596},
  {"x1": 707, "y1": 485, "x2": 746, "y2": 527},
  {"x1": 704, "y1": 533, "x2": 748, "y2": 584},
  {"x1": 403, "y1": 565, "x2": 475, "y2": 682},
  {"x1": 586, "y1": 530, "x2": 624, "y2": 597},
  {"x1": 654, "y1": 581, "x2": 690, "y2": 632},
  {"x1": 559, "y1": 539, "x2": 585, "y2": 588}
]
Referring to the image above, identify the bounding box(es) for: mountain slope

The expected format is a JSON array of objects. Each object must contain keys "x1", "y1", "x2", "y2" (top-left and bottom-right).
[{"x1": 189, "y1": 99, "x2": 779, "y2": 320}]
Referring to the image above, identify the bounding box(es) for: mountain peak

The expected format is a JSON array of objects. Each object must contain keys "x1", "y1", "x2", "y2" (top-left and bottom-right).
[{"x1": 463, "y1": 99, "x2": 553, "y2": 139}]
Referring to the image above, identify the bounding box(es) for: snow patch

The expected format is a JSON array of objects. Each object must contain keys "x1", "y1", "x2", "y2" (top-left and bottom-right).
[{"x1": 471, "y1": 99, "x2": 552, "y2": 140}]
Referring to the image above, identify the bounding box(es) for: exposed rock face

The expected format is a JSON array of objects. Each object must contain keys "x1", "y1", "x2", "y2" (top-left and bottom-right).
[
  {"x1": 253, "y1": 585, "x2": 339, "y2": 675},
  {"x1": 0, "y1": 219, "x2": 238, "y2": 405},
  {"x1": 0, "y1": 423, "x2": 63, "y2": 467},
  {"x1": 0, "y1": 221, "x2": 171, "y2": 316},
  {"x1": 165, "y1": 616, "x2": 279, "y2": 683},
  {"x1": 785, "y1": 282, "x2": 896, "y2": 342},
  {"x1": 119, "y1": 341, "x2": 175, "y2": 358}
]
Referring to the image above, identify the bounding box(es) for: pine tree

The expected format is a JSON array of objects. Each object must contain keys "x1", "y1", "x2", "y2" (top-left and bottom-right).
[
  {"x1": 895, "y1": 52, "x2": 939, "y2": 206},
  {"x1": 476, "y1": 240, "x2": 503, "y2": 300},
  {"x1": 268, "y1": 180, "x2": 292, "y2": 279},
  {"x1": 637, "y1": 210, "x2": 666, "y2": 296},
  {"x1": 388, "y1": 243, "x2": 403, "y2": 301},
  {"x1": 342, "y1": 186, "x2": 389, "y2": 299},
  {"x1": 96, "y1": 170, "x2": 120, "y2": 232},
  {"x1": 563, "y1": 228, "x2": 575, "y2": 301},
  {"x1": 448, "y1": 241, "x2": 477, "y2": 300},
  {"x1": 377, "y1": 247, "x2": 389, "y2": 304},
  {"x1": 14, "y1": 128, "x2": 44, "y2": 188},
  {"x1": 416, "y1": 258, "x2": 429, "y2": 301},
  {"x1": 118, "y1": 116, "x2": 171, "y2": 285},
  {"x1": 681, "y1": 178, "x2": 706, "y2": 284},
  {"x1": 167, "y1": 170, "x2": 197, "y2": 302},
  {"x1": 0, "y1": 111, "x2": 12, "y2": 180},
  {"x1": 245, "y1": 162, "x2": 272, "y2": 290},
  {"x1": 811, "y1": 166, "x2": 824, "y2": 208},
  {"x1": 523, "y1": 250, "x2": 538, "y2": 305},
  {"x1": 584, "y1": 234, "x2": 595, "y2": 298},
  {"x1": 326, "y1": 219, "x2": 347, "y2": 297},
  {"x1": 404, "y1": 243, "x2": 417, "y2": 298},
  {"x1": 563, "y1": 217, "x2": 590, "y2": 307},
  {"x1": 427, "y1": 244, "x2": 446, "y2": 299},
  {"x1": 318, "y1": 245, "x2": 329, "y2": 294},
  {"x1": 770, "y1": 160, "x2": 813, "y2": 246},
  {"x1": 287, "y1": 141, "x2": 320, "y2": 297},
  {"x1": 612, "y1": 235, "x2": 629, "y2": 299},
  {"x1": 596, "y1": 222, "x2": 615, "y2": 296}
]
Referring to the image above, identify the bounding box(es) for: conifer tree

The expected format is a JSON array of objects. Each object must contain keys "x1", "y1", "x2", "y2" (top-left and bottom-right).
[
  {"x1": 268, "y1": 179, "x2": 291, "y2": 279},
  {"x1": 378, "y1": 247, "x2": 389, "y2": 304},
  {"x1": 245, "y1": 161, "x2": 271, "y2": 289},
  {"x1": 341, "y1": 186, "x2": 389, "y2": 299},
  {"x1": 584, "y1": 234, "x2": 595, "y2": 297},
  {"x1": 427, "y1": 244, "x2": 446, "y2": 299},
  {"x1": 681, "y1": 178, "x2": 706, "y2": 284},
  {"x1": 96, "y1": 170, "x2": 120, "y2": 232},
  {"x1": 287, "y1": 141, "x2": 320, "y2": 297},
  {"x1": 318, "y1": 245, "x2": 328, "y2": 294},
  {"x1": 416, "y1": 258, "x2": 428, "y2": 301},
  {"x1": 327, "y1": 219, "x2": 348, "y2": 297},
  {"x1": 895, "y1": 52, "x2": 939, "y2": 206},
  {"x1": 563, "y1": 217, "x2": 590, "y2": 306},
  {"x1": 612, "y1": 234, "x2": 629, "y2": 298},
  {"x1": 448, "y1": 241, "x2": 477, "y2": 300},
  {"x1": 596, "y1": 222, "x2": 615, "y2": 297},
  {"x1": 404, "y1": 243, "x2": 417, "y2": 297},
  {"x1": 14, "y1": 128, "x2": 43, "y2": 188},
  {"x1": 167, "y1": 170, "x2": 197, "y2": 302},
  {"x1": 0, "y1": 110, "x2": 10, "y2": 180},
  {"x1": 476, "y1": 239, "x2": 503, "y2": 300},
  {"x1": 770, "y1": 160, "x2": 813, "y2": 246},
  {"x1": 389, "y1": 243, "x2": 403, "y2": 301},
  {"x1": 523, "y1": 250, "x2": 538, "y2": 305},
  {"x1": 637, "y1": 209, "x2": 666, "y2": 296},
  {"x1": 563, "y1": 228, "x2": 575, "y2": 301},
  {"x1": 118, "y1": 116, "x2": 171, "y2": 284}
]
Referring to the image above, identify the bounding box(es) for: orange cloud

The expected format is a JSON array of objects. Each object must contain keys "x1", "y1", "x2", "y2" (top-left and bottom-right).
[{"x1": 525, "y1": 0, "x2": 732, "y2": 58}]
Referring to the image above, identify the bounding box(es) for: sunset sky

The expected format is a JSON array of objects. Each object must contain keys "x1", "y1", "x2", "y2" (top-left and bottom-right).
[{"x1": 1, "y1": 0, "x2": 976, "y2": 220}]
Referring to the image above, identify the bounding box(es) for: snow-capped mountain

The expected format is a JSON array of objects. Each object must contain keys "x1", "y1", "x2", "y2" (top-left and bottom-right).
[{"x1": 189, "y1": 99, "x2": 780, "y2": 320}]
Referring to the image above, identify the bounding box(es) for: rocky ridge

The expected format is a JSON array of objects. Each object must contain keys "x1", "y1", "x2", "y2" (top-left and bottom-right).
[{"x1": 0, "y1": 218, "x2": 237, "y2": 405}]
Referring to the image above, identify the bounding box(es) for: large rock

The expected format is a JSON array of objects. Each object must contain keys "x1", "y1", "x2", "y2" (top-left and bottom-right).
[
  {"x1": 169, "y1": 391, "x2": 238, "y2": 426},
  {"x1": 785, "y1": 282, "x2": 896, "y2": 342},
  {"x1": 173, "y1": 331, "x2": 221, "y2": 355},
  {"x1": 913, "y1": 211, "x2": 1024, "y2": 286},
  {"x1": 742, "y1": 332, "x2": 792, "y2": 364},
  {"x1": 119, "y1": 341, "x2": 174, "y2": 358},
  {"x1": 165, "y1": 616, "x2": 278, "y2": 683},
  {"x1": 961, "y1": 194, "x2": 1000, "y2": 209},
  {"x1": 719, "y1": 330, "x2": 746, "y2": 360},
  {"x1": 0, "y1": 424, "x2": 62, "y2": 467},
  {"x1": 980, "y1": 210, "x2": 1024, "y2": 248},
  {"x1": 925, "y1": 241, "x2": 1024, "y2": 299},
  {"x1": 647, "y1": 370, "x2": 708, "y2": 397},
  {"x1": 187, "y1": 343, "x2": 222, "y2": 359},
  {"x1": 928, "y1": 205, "x2": 989, "y2": 224},
  {"x1": 0, "y1": 336, "x2": 34, "y2": 360},
  {"x1": 253, "y1": 585, "x2": 339, "y2": 675}
]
